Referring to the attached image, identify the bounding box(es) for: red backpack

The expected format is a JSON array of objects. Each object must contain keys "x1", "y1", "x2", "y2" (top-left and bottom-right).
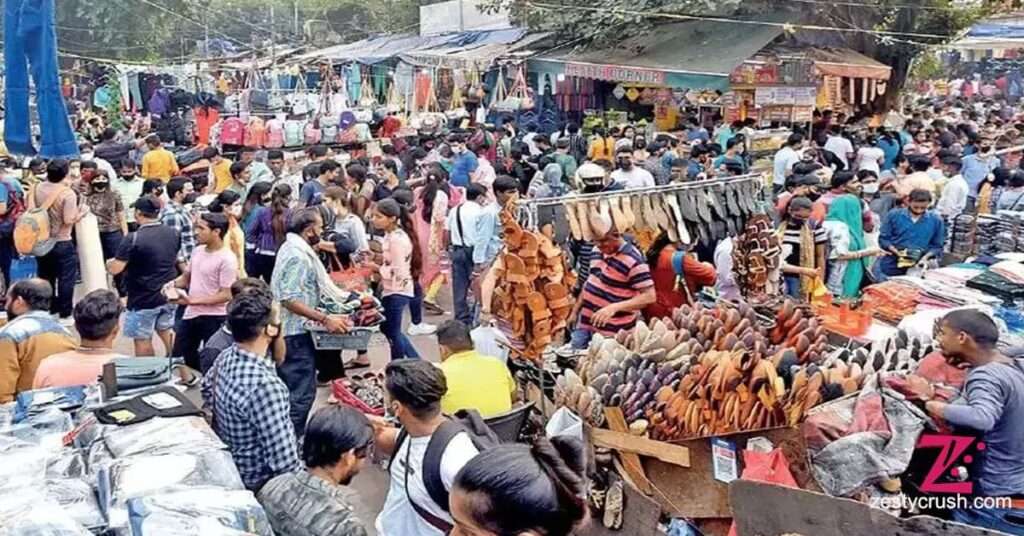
[{"x1": 220, "y1": 117, "x2": 246, "y2": 146}]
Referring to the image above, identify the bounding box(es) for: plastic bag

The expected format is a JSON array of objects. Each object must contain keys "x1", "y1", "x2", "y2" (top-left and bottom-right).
[
  {"x1": 545, "y1": 407, "x2": 583, "y2": 442},
  {"x1": 102, "y1": 416, "x2": 225, "y2": 458},
  {"x1": 0, "y1": 490, "x2": 92, "y2": 536},
  {"x1": 471, "y1": 325, "x2": 510, "y2": 363},
  {"x1": 46, "y1": 478, "x2": 106, "y2": 531},
  {"x1": 1, "y1": 406, "x2": 74, "y2": 449},
  {"x1": 99, "y1": 449, "x2": 245, "y2": 529},
  {"x1": 0, "y1": 438, "x2": 51, "y2": 489},
  {"x1": 127, "y1": 487, "x2": 273, "y2": 536}
]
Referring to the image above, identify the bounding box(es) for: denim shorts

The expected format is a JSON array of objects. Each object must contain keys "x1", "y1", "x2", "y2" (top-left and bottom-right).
[{"x1": 124, "y1": 303, "x2": 177, "y2": 339}]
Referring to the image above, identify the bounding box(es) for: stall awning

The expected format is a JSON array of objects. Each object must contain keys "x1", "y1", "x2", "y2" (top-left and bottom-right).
[
  {"x1": 805, "y1": 47, "x2": 891, "y2": 80},
  {"x1": 289, "y1": 28, "x2": 529, "y2": 65},
  {"x1": 531, "y1": 19, "x2": 784, "y2": 90}
]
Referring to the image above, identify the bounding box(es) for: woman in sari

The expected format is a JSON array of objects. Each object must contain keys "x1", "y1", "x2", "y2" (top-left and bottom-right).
[
  {"x1": 823, "y1": 194, "x2": 882, "y2": 298},
  {"x1": 413, "y1": 165, "x2": 451, "y2": 317}
]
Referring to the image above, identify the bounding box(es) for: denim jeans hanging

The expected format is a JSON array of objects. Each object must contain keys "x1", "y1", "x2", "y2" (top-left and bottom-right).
[{"x1": 4, "y1": 0, "x2": 78, "y2": 157}]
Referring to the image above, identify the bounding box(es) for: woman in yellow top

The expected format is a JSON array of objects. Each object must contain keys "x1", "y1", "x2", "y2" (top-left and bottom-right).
[{"x1": 208, "y1": 190, "x2": 247, "y2": 278}]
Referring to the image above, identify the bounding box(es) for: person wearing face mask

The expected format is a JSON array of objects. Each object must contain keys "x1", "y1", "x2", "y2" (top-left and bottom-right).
[
  {"x1": 83, "y1": 169, "x2": 127, "y2": 261},
  {"x1": 962, "y1": 139, "x2": 1001, "y2": 207},
  {"x1": 258, "y1": 405, "x2": 373, "y2": 536},
  {"x1": 209, "y1": 190, "x2": 247, "y2": 279},
  {"x1": 449, "y1": 137, "x2": 479, "y2": 189},
  {"x1": 272, "y1": 208, "x2": 353, "y2": 434},
  {"x1": 568, "y1": 213, "x2": 656, "y2": 350},
  {"x1": 79, "y1": 142, "x2": 117, "y2": 185},
  {"x1": 876, "y1": 189, "x2": 945, "y2": 282},
  {"x1": 113, "y1": 159, "x2": 145, "y2": 232},
  {"x1": 610, "y1": 146, "x2": 655, "y2": 189},
  {"x1": 779, "y1": 196, "x2": 829, "y2": 301},
  {"x1": 201, "y1": 284, "x2": 301, "y2": 491}
]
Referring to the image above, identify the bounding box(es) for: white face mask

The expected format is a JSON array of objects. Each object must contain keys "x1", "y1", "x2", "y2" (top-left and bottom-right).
[
  {"x1": 81, "y1": 152, "x2": 94, "y2": 161},
  {"x1": 229, "y1": 205, "x2": 243, "y2": 218},
  {"x1": 862, "y1": 183, "x2": 879, "y2": 194}
]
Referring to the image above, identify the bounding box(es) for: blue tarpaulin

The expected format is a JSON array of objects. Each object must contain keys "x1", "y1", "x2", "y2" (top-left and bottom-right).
[{"x1": 290, "y1": 28, "x2": 528, "y2": 65}]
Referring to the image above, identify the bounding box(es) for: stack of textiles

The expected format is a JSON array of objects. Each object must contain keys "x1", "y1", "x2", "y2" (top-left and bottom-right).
[{"x1": 862, "y1": 279, "x2": 921, "y2": 323}]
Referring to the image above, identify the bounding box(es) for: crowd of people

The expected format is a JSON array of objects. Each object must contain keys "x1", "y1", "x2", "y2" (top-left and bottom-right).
[{"x1": 0, "y1": 89, "x2": 1022, "y2": 534}]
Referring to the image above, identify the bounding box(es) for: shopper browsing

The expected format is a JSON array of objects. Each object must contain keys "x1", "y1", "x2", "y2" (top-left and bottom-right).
[
  {"x1": 33, "y1": 290, "x2": 125, "y2": 389},
  {"x1": 0, "y1": 279, "x2": 75, "y2": 402}
]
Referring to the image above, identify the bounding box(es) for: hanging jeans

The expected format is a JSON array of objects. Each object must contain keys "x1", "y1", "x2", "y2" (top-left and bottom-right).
[
  {"x1": 37, "y1": 240, "x2": 77, "y2": 318},
  {"x1": 4, "y1": 0, "x2": 78, "y2": 157},
  {"x1": 381, "y1": 294, "x2": 420, "y2": 361}
]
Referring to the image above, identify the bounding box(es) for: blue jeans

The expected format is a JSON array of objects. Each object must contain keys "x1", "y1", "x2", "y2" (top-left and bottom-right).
[
  {"x1": 783, "y1": 275, "x2": 802, "y2": 299},
  {"x1": 382, "y1": 294, "x2": 420, "y2": 361},
  {"x1": 408, "y1": 280, "x2": 423, "y2": 325},
  {"x1": 280, "y1": 333, "x2": 317, "y2": 436},
  {"x1": 37, "y1": 241, "x2": 77, "y2": 318},
  {"x1": 952, "y1": 507, "x2": 1024, "y2": 534},
  {"x1": 450, "y1": 245, "x2": 474, "y2": 325},
  {"x1": 3, "y1": 0, "x2": 78, "y2": 157}
]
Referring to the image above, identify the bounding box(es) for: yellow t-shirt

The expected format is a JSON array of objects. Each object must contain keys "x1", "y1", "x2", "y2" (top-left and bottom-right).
[
  {"x1": 212, "y1": 160, "x2": 233, "y2": 193},
  {"x1": 141, "y1": 148, "x2": 179, "y2": 181},
  {"x1": 440, "y1": 351, "x2": 514, "y2": 418}
]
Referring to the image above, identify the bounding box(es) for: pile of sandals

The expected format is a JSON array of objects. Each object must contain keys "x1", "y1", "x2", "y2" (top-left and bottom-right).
[
  {"x1": 563, "y1": 179, "x2": 761, "y2": 248},
  {"x1": 732, "y1": 213, "x2": 783, "y2": 301},
  {"x1": 570, "y1": 302, "x2": 856, "y2": 441},
  {"x1": 491, "y1": 202, "x2": 576, "y2": 362}
]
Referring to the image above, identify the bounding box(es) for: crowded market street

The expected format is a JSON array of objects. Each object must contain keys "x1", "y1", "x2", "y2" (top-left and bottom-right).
[{"x1": 3, "y1": 1, "x2": 1024, "y2": 535}]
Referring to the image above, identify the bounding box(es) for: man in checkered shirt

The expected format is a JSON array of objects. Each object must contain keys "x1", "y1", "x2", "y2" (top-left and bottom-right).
[
  {"x1": 202, "y1": 284, "x2": 300, "y2": 490},
  {"x1": 160, "y1": 177, "x2": 197, "y2": 264}
]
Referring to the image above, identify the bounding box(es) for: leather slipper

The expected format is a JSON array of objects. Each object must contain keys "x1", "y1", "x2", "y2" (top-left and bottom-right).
[{"x1": 565, "y1": 201, "x2": 583, "y2": 241}]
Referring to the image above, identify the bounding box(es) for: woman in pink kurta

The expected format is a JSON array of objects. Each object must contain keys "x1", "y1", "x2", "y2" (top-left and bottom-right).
[
  {"x1": 372, "y1": 199, "x2": 423, "y2": 361},
  {"x1": 413, "y1": 167, "x2": 451, "y2": 313}
]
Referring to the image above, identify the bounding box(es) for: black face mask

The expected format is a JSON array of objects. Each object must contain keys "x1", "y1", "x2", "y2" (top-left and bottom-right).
[
  {"x1": 120, "y1": 173, "x2": 136, "y2": 180},
  {"x1": 92, "y1": 183, "x2": 109, "y2": 191},
  {"x1": 618, "y1": 159, "x2": 633, "y2": 170},
  {"x1": 806, "y1": 191, "x2": 822, "y2": 202}
]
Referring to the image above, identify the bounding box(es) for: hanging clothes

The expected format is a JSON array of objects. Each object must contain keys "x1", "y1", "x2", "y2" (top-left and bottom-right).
[
  {"x1": 347, "y1": 65, "x2": 362, "y2": 104},
  {"x1": 4, "y1": 0, "x2": 78, "y2": 157}
]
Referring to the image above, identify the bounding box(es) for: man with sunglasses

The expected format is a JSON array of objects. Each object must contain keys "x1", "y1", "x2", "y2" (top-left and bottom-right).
[
  {"x1": 258, "y1": 405, "x2": 373, "y2": 536},
  {"x1": 201, "y1": 283, "x2": 300, "y2": 492}
]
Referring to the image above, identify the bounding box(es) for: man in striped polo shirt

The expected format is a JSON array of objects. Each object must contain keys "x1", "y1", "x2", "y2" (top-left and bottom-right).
[{"x1": 569, "y1": 214, "x2": 656, "y2": 350}]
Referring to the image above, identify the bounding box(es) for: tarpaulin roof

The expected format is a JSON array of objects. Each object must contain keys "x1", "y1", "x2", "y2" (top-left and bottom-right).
[
  {"x1": 531, "y1": 18, "x2": 784, "y2": 90},
  {"x1": 956, "y1": 15, "x2": 1024, "y2": 50},
  {"x1": 804, "y1": 47, "x2": 891, "y2": 80},
  {"x1": 289, "y1": 28, "x2": 528, "y2": 65}
]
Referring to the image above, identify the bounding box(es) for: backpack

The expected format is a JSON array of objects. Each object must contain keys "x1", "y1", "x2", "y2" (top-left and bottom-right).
[
  {"x1": 284, "y1": 120, "x2": 304, "y2": 147},
  {"x1": 14, "y1": 185, "x2": 68, "y2": 256},
  {"x1": 244, "y1": 117, "x2": 267, "y2": 148},
  {"x1": 390, "y1": 410, "x2": 500, "y2": 532},
  {"x1": 304, "y1": 120, "x2": 322, "y2": 145},
  {"x1": 0, "y1": 179, "x2": 26, "y2": 236},
  {"x1": 265, "y1": 119, "x2": 285, "y2": 148},
  {"x1": 220, "y1": 117, "x2": 246, "y2": 146}
]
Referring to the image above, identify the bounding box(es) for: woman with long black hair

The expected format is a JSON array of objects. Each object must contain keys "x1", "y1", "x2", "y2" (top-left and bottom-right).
[
  {"x1": 450, "y1": 436, "x2": 590, "y2": 536},
  {"x1": 413, "y1": 164, "x2": 451, "y2": 318},
  {"x1": 371, "y1": 198, "x2": 423, "y2": 360},
  {"x1": 246, "y1": 183, "x2": 292, "y2": 283}
]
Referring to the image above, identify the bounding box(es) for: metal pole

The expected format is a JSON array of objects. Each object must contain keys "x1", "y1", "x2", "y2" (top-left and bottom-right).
[{"x1": 294, "y1": 0, "x2": 300, "y2": 39}]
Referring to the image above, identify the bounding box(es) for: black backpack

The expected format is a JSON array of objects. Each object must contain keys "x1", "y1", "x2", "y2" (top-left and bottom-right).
[{"x1": 391, "y1": 409, "x2": 499, "y2": 532}]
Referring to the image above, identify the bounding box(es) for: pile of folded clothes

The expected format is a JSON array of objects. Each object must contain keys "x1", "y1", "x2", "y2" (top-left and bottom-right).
[{"x1": 862, "y1": 280, "x2": 921, "y2": 323}]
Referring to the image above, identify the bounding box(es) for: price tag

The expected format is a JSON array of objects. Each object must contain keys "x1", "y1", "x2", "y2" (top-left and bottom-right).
[{"x1": 711, "y1": 438, "x2": 738, "y2": 483}]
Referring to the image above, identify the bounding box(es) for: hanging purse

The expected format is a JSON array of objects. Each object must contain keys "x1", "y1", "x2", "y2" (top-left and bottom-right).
[
  {"x1": 359, "y1": 71, "x2": 376, "y2": 108},
  {"x1": 511, "y1": 65, "x2": 534, "y2": 111}
]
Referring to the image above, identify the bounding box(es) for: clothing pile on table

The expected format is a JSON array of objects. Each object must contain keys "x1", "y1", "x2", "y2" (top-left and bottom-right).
[
  {"x1": 0, "y1": 385, "x2": 273, "y2": 535},
  {"x1": 862, "y1": 280, "x2": 922, "y2": 323}
]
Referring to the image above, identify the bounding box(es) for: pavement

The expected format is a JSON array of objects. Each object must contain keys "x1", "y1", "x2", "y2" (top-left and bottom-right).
[{"x1": 105, "y1": 286, "x2": 455, "y2": 535}]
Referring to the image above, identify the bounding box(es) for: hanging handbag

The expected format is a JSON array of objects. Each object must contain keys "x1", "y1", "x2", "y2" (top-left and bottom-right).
[
  {"x1": 291, "y1": 72, "x2": 310, "y2": 115},
  {"x1": 510, "y1": 65, "x2": 533, "y2": 111},
  {"x1": 359, "y1": 72, "x2": 376, "y2": 108},
  {"x1": 492, "y1": 67, "x2": 514, "y2": 112}
]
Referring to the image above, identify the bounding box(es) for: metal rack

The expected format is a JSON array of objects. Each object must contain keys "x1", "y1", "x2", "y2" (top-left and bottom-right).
[{"x1": 516, "y1": 172, "x2": 765, "y2": 208}]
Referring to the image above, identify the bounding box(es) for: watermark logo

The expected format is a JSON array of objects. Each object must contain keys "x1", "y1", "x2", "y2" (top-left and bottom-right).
[{"x1": 915, "y1": 433, "x2": 985, "y2": 494}]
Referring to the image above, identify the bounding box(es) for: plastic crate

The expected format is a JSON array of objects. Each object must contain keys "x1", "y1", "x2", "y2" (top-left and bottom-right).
[{"x1": 310, "y1": 327, "x2": 376, "y2": 351}]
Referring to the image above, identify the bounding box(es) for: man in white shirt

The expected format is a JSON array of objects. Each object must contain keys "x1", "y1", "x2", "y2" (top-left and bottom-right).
[
  {"x1": 773, "y1": 133, "x2": 804, "y2": 195},
  {"x1": 824, "y1": 126, "x2": 855, "y2": 169},
  {"x1": 936, "y1": 157, "x2": 968, "y2": 219},
  {"x1": 445, "y1": 185, "x2": 486, "y2": 326},
  {"x1": 610, "y1": 146, "x2": 655, "y2": 189},
  {"x1": 373, "y1": 359, "x2": 481, "y2": 536}
]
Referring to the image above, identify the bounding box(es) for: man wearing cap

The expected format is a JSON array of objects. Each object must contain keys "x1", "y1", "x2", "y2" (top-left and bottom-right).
[
  {"x1": 107, "y1": 197, "x2": 182, "y2": 357},
  {"x1": 568, "y1": 214, "x2": 656, "y2": 350}
]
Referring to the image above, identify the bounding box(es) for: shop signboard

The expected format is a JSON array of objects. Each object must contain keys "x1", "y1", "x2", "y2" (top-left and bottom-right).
[
  {"x1": 565, "y1": 62, "x2": 667, "y2": 85},
  {"x1": 730, "y1": 61, "x2": 779, "y2": 86}
]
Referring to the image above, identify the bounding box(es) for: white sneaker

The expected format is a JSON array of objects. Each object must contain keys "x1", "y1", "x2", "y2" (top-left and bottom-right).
[{"x1": 408, "y1": 322, "x2": 437, "y2": 336}]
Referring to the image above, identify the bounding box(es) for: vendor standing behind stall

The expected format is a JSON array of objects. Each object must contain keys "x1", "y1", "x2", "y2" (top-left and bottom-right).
[
  {"x1": 923, "y1": 310, "x2": 1024, "y2": 534},
  {"x1": 876, "y1": 189, "x2": 945, "y2": 281},
  {"x1": 569, "y1": 214, "x2": 656, "y2": 350}
]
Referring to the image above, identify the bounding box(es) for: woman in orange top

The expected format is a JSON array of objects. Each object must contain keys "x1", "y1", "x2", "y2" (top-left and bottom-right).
[{"x1": 643, "y1": 234, "x2": 717, "y2": 320}]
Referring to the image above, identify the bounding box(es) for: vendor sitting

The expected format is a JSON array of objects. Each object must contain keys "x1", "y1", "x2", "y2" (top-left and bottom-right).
[
  {"x1": 923, "y1": 310, "x2": 1024, "y2": 533},
  {"x1": 569, "y1": 213, "x2": 656, "y2": 349},
  {"x1": 436, "y1": 320, "x2": 515, "y2": 418},
  {"x1": 643, "y1": 233, "x2": 716, "y2": 320},
  {"x1": 876, "y1": 188, "x2": 945, "y2": 281}
]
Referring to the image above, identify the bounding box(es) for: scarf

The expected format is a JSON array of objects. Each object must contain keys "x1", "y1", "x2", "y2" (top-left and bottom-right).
[
  {"x1": 798, "y1": 222, "x2": 815, "y2": 299},
  {"x1": 826, "y1": 194, "x2": 867, "y2": 298},
  {"x1": 282, "y1": 233, "x2": 349, "y2": 311}
]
